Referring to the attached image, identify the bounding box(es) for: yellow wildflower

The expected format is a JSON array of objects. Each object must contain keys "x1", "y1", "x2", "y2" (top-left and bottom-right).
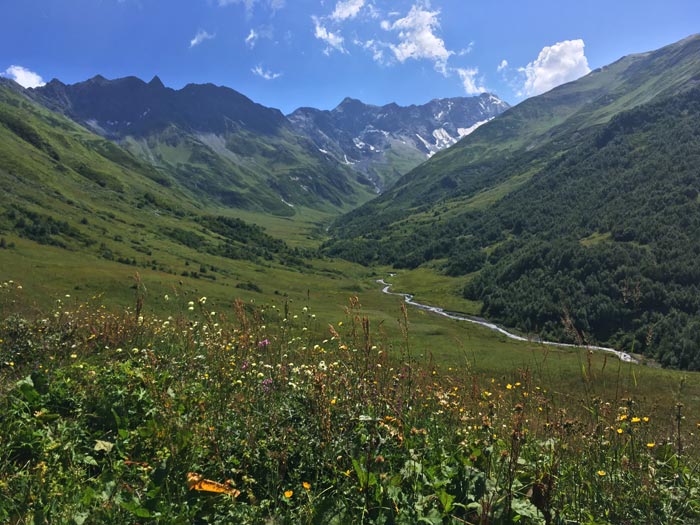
[
  {"x1": 284, "y1": 490, "x2": 293, "y2": 498},
  {"x1": 597, "y1": 470, "x2": 606, "y2": 477},
  {"x1": 303, "y1": 482, "x2": 311, "y2": 490},
  {"x1": 616, "y1": 428, "x2": 623, "y2": 435},
  {"x1": 646, "y1": 442, "x2": 655, "y2": 448}
]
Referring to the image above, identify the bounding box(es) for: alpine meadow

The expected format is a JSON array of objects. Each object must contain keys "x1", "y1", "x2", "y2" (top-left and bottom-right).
[{"x1": 1, "y1": 2, "x2": 700, "y2": 523}]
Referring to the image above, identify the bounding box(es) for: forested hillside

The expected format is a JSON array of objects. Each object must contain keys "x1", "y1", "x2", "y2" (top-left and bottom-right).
[{"x1": 326, "y1": 36, "x2": 700, "y2": 369}]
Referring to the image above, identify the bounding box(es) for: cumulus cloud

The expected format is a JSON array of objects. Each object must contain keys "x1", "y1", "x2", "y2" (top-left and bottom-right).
[
  {"x1": 383, "y1": 4, "x2": 452, "y2": 74},
  {"x1": 190, "y1": 29, "x2": 215, "y2": 48},
  {"x1": 497, "y1": 59, "x2": 508, "y2": 72},
  {"x1": 245, "y1": 29, "x2": 258, "y2": 48},
  {"x1": 519, "y1": 39, "x2": 590, "y2": 96},
  {"x1": 456, "y1": 67, "x2": 486, "y2": 95},
  {"x1": 312, "y1": 16, "x2": 346, "y2": 54},
  {"x1": 251, "y1": 64, "x2": 282, "y2": 80},
  {"x1": 331, "y1": 0, "x2": 364, "y2": 20},
  {"x1": 3, "y1": 65, "x2": 45, "y2": 88}
]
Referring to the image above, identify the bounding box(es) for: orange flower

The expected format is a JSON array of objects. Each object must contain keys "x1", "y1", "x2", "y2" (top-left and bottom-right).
[
  {"x1": 284, "y1": 490, "x2": 294, "y2": 498},
  {"x1": 303, "y1": 482, "x2": 311, "y2": 490}
]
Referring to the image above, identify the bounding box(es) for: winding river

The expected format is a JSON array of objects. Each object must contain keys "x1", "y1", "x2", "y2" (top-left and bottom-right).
[{"x1": 378, "y1": 278, "x2": 638, "y2": 364}]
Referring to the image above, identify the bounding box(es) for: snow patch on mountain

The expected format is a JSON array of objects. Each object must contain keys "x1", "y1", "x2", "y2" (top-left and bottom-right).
[
  {"x1": 432, "y1": 128, "x2": 456, "y2": 149},
  {"x1": 457, "y1": 118, "x2": 492, "y2": 138}
]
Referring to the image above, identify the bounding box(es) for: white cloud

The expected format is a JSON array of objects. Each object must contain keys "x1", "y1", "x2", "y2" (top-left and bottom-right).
[
  {"x1": 519, "y1": 39, "x2": 590, "y2": 96},
  {"x1": 312, "y1": 16, "x2": 346, "y2": 54},
  {"x1": 245, "y1": 29, "x2": 258, "y2": 48},
  {"x1": 365, "y1": 3, "x2": 380, "y2": 19},
  {"x1": 355, "y1": 39, "x2": 386, "y2": 64},
  {"x1": 457, "y1": 41, "x2": 474, "y2": 56},
  {"x1": 331, "y1": 0, "x2": 364, "y2": 20},
  {"x1": 383, "y1": 4, "x2": 452, "y2": 74},
  {"x1": 497, "y1": 59, "x2": 508, "y2": 72},
  {"x1": 456, "y1": 67, "x2": 486, "y2": 95},
  {"x1": 3, "y1": 65, "x2": 45, "y2": 88},
  {"x1": 190, "y1": 29, "x2": 215, "y2": 48},
  {"x1": 251, "y1": 64, "x2": 282, "y2": 80}
]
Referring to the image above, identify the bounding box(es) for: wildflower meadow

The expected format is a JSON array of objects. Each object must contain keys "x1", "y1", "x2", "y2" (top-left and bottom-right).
[{"x1": 0, "y1": 281, "x2": 698, "y2": 524}]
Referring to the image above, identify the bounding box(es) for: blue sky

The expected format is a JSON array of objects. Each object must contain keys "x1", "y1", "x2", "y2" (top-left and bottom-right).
[{"x1": 1, "y1": 1, "x2": 698, "y2": 114}]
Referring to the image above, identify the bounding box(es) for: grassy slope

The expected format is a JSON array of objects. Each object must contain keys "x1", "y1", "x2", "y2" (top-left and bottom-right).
[{"x1": 122, "y1": 126, "x2": 376, "y2": 217}]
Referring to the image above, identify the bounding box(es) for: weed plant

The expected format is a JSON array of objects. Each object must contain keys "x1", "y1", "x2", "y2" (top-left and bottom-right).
[{"x1": 0, "y1": 280, "x2": 698, "y2": 524}]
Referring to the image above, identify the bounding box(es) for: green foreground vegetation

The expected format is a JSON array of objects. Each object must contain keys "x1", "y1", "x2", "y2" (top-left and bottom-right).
[{"x1": 1, "y1": 280, "x2": 699, "y2": 524}]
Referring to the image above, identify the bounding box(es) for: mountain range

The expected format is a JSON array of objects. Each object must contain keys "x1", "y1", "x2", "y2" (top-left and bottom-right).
[
  {"x1": 28, "y1": 75, "x2": 371, "y2": 215},
  {"x1": 3, "y1": 34, "x2": 700, "y2": 369},
  {"x1": 26, "y1": 76, "x2": 507, "y2": 211},
  {"x1": 288, "y1": 93, "x2": 509, "y2": 190}
]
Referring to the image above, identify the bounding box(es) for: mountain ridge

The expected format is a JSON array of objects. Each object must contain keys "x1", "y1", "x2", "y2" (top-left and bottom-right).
[
  {"x1": 29, "y1": 75, "x2": 374, "y2": 214},
  {"x1": 288, "y1": 92, "x2": 509, "y2": 190}
]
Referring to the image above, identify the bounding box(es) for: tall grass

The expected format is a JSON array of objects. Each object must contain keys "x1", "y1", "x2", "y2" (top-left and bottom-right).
[{"x1": 0, "y1": 280, "x2": 698, "y2": 524}]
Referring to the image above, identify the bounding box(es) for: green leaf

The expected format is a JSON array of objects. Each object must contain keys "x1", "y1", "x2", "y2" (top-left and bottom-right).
[
  {"x1": 352, "y1": 458, "x2": 368, "y2": 488},
  {"x1": 511, "y1": 498, "x2": 542, "y2": 520},
  {"x1": 82, "y1": 454, "x2": 98, "y2": 466},
  {"x1": 17, "y1": 376, "x2": 40, "y2": 403},
  {"x1": 436, "y1": 488, "x2": 455, "y2": 513},
  {"x1": 120, "y1": 499, "x2": 153, "y2": 518},
  {"x1": 418, "y1": 508, "x2": 443, "y2": 524}
]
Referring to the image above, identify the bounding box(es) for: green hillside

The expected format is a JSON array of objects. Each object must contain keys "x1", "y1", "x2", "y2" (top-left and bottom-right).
[
  {"x1": 326, "y1": 35, "x2": 700, "y2": 369},
  {"x1": 29, "y1": 76, "x2": 375, "y2": 218},
  {"x1": 0, "y1": 82, "x2": 358, "y2": 314}
]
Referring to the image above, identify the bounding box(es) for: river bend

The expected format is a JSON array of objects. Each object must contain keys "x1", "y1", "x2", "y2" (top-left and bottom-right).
[{"x1": 378, "y1": 279, "x2": 638, "y2": 364}]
